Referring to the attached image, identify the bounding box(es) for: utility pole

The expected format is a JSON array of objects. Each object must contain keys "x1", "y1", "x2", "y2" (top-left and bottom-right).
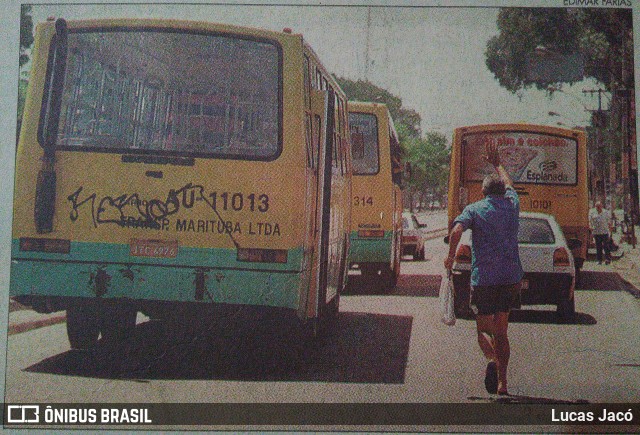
[
  {"x1": 364, "y1": 7, "x2": 371, "y2": 80},
  {"x1": 582, "y1": 88, "x2": 609, "y2": 206}
]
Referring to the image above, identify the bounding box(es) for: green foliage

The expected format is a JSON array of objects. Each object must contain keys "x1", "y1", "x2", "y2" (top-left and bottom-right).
[
  {"x1": 485, "y1": 8, "x2": 633, "y2": 94},
  {"x1": 20, "y1": 5, "x2": 34, "y2": 67},
  {"x1": 335, "y1": 77, "x2": 421, "y2": 137},
  {"x1": 405, "y1": 131, "x2": 450, "y2": 201}
]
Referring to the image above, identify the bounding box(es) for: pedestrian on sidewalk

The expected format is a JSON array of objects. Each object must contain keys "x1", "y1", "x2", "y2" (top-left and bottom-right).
[
  {"x1": 589, "y1": 201, "x2": 614, "y2": 265},
  {"x1": 444, "y1": 142, "x2": 523, "y2": 396}
]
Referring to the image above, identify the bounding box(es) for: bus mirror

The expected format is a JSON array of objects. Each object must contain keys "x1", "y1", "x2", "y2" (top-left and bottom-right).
[
  {"x1": 444, "y1": 235, "x2": 450, "y2": 244},
  {"x1": 38, "y1": 18, "x2": 68, "y2": 154}
]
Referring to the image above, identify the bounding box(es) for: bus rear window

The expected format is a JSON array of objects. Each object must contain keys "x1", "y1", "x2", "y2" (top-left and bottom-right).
[
  {"x1": 349, "y1": 112, "x2": 379, "y2": 175},
  {"x1": 54, "y1": 29, "x2": 281, "y2": 160},
  {"x1": 462, "y1": 131, "x2": 578, "y2": 185}
]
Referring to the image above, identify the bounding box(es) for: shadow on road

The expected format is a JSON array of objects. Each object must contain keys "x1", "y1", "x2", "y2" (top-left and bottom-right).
[
  {"x1": 24, "y1": 311, "x2": 413, "y2": 384},
  {"x1": 455, "y1": 309, "x2": 596, "y2": 326},
  {"x1": 344, "y1": 274, "x2": 441, "y2": 297},
  {"x1": 577, "y1": 270, "x2": 640, "y2": 295},
  {"x1": 508, "y1": 309, "x2": 596, "y2": 325},
  {"x1": 469, "y1": 394, "x2": 590, "y2": 404}
]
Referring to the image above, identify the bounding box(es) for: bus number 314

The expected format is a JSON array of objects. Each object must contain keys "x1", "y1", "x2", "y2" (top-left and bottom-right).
[{"x1": 354, "y1": 196, "x2": 374, "y2": 206}]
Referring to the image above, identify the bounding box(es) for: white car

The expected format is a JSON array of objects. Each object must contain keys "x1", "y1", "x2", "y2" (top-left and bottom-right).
[
  {"x1": 451, "y1": 212, "x2": 578, "y2": 322},
  {"x1": 401, "y1": 212, "x2": 426, "y2": 260}
]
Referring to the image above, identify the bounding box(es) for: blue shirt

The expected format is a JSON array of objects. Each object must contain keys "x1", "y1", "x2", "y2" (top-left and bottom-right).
[{"x1": 453, "y1": 187, "x2": 523, "y2": 287}]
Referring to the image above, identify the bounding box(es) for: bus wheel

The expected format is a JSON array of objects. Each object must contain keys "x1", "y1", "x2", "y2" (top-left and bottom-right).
[
  {"x1": 99, "y1": 302, "x2": 137, "y2": 346},
  {"x1": 360, "y1": 264, "x2": 377, "y2": 280},
  {"x1": 66, "y1": 302, "x2": 100, "y2": 350},
  {"x1": 381, "y1": 264, "x2": 397, "y2": 289},
  {"x1": 321, "y1": 294, "x2": 340, "y2": 336}
]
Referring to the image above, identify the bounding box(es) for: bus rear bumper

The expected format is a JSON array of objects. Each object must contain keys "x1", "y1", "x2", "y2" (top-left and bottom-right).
[{"x1": 10, "y1": 259, "x2": 301, "y2": 311}]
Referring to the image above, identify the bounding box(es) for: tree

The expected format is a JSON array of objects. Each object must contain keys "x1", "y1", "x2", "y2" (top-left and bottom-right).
[
  {"x1": 20, "y1": 5, "x2": 34, "y2": 68},
  {"x1": 485, "y1": 8, "x2": 633, "y2": 94},
  {"x1": 335, "y1": 77, "x2": 422, "y2": 137},
  {"x1": 17, "y1": 6, "x2": 34, "y2": 141},
  {"x1": 404, "y1": 131, "x2": 450, "y2": 211}
]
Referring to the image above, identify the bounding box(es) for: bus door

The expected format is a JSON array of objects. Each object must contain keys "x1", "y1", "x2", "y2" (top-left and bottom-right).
[{"x1": 301, "y1": 88, "x2": 336, "y2": 328}]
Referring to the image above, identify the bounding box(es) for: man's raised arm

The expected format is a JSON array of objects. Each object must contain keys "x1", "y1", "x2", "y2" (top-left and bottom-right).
[{"x1": 485, "y1": 142, "x2": 514, "y2": 189}]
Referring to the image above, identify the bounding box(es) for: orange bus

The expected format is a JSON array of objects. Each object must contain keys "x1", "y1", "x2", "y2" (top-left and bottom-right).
[{"x1": 447, "y1": 123, "x2": 589, "y2": 270}]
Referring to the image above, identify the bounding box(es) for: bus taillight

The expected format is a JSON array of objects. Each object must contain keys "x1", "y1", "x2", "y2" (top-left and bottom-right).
[
  {"x1": 455, "y1": 244, "x2": 472, "y2": 263},
  {"x1": 237, "y1": 248, "x2": 288, "y2": 264},
  {"x1": 19, "y1": 237, "x2": 70, "y2": 254},
  {"x1": 358, "y1": 229, "x2": 385, "y2": 238}
]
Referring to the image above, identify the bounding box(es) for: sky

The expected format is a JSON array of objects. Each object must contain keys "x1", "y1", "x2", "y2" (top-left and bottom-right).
[{"x1": 0, "y1": 0, "x2": 637, "y2": 392}]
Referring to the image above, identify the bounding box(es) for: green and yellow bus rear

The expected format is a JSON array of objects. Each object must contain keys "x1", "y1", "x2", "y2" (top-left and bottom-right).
[
  {"x1": 447, "y1": 124, "x2": 589, "y2": 269},
  {"x1": 11, "y1": 18, "x2": 351, "y2": 348},
  {"x1": 347, "y1": 102, "x2": 403, "y2": 288}
]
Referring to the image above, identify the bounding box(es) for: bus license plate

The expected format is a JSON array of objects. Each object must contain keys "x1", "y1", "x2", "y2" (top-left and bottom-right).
[
  {"x1": 130, "y1": 239, "x2": 178, "y2": 258},
  {"x1": 521, "y1": 279, "x2": 529, "y2": 290}
]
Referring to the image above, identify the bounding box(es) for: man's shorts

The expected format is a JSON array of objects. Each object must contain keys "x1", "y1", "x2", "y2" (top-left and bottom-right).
[{"x1": 470, "y1": 282, "x2": 521, "y2": 316}]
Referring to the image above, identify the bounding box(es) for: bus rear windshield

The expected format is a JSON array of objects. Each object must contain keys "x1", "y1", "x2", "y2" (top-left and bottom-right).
[
  {"x1": 54, "y1": 29, "x2": 281, "y2": 160},
  {"x1": 462, "y1": 131, "x2": 578, "y2": 185},
  {"x1": 349, "y1": 112, "x2": 379, "y2": 175}
]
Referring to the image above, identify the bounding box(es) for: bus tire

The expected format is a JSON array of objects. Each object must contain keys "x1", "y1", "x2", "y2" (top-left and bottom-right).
[
  {"x1": 66, "y1": 302, "x2": 100, "y2": 350},
  {"x1": 99, "y1": 302, "x2": 137, "y2": 346},
  {"x1": 381, "y1": 264, "x2": 397, "y2": 290},
  {"x1": 323, "y1": 294, "x2": 340, "y2": 332}
]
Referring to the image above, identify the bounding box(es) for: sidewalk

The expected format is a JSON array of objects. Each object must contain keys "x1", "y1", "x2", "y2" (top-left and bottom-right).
[
  {"x1": 7, "y1": 300, "x2": 66, "y2": 336},
  {"x1": 608, "y1": 233, "x2": 640, "y2": 298}
]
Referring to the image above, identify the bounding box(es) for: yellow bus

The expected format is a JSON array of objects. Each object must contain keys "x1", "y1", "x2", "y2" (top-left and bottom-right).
[
  {"x1": 11, "y1": 18, "x2": 352, "y2": 348},
  {"x1": 347, "y1": 102, "x2": 403, "y2": 288},
  {"x1": 447, "y1": 123, "x2": 589, "y2": 269}
]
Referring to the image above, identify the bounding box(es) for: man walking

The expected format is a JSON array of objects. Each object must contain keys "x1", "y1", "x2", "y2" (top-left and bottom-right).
[
  {"x1": 589, "y1": 201, "x2": 613, "y2": 265},
  {"x1": 444, "y1": 142, "x2": 523, "y2": 396}
]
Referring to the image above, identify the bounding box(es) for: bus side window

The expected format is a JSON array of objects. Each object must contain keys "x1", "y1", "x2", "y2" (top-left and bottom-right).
[
  {"x1": 304, "y1": 55, "x2": 311, "y2": 110},
  {"x1": 390, "y1": 129, "x2": 402, "y2": 185},
  {"x1": 313, "y1": 114, "x2": 321, "y2": 172},
  {"x1": 305, "y1": 112, "x2": 314, "y2": 169}
]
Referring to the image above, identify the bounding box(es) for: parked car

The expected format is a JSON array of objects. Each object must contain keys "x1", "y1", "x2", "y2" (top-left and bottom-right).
[
  {"x1": 451, "y1": 212, "x2": 579, "y2": 322},
  {"x1": 401, "y1": 212, "x2": 426, "y2": 260}
]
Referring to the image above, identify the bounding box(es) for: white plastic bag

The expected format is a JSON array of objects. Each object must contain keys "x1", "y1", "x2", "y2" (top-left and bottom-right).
[{"x1": 439, "y1": 270, "x2": 456, "y2": 326}]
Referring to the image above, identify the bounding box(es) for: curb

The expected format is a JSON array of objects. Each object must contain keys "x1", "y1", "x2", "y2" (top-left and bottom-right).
[
  {"x1": 424, "y1": 228, "x2": 448, "y2": 242},
  {"x1": 8, "y1": 313, "x2": 67, "y2": 336}
]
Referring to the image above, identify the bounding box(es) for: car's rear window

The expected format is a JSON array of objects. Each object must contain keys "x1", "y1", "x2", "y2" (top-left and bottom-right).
[{"x1": 518, "y1": 218, "x2": 555, "y2": 244}]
